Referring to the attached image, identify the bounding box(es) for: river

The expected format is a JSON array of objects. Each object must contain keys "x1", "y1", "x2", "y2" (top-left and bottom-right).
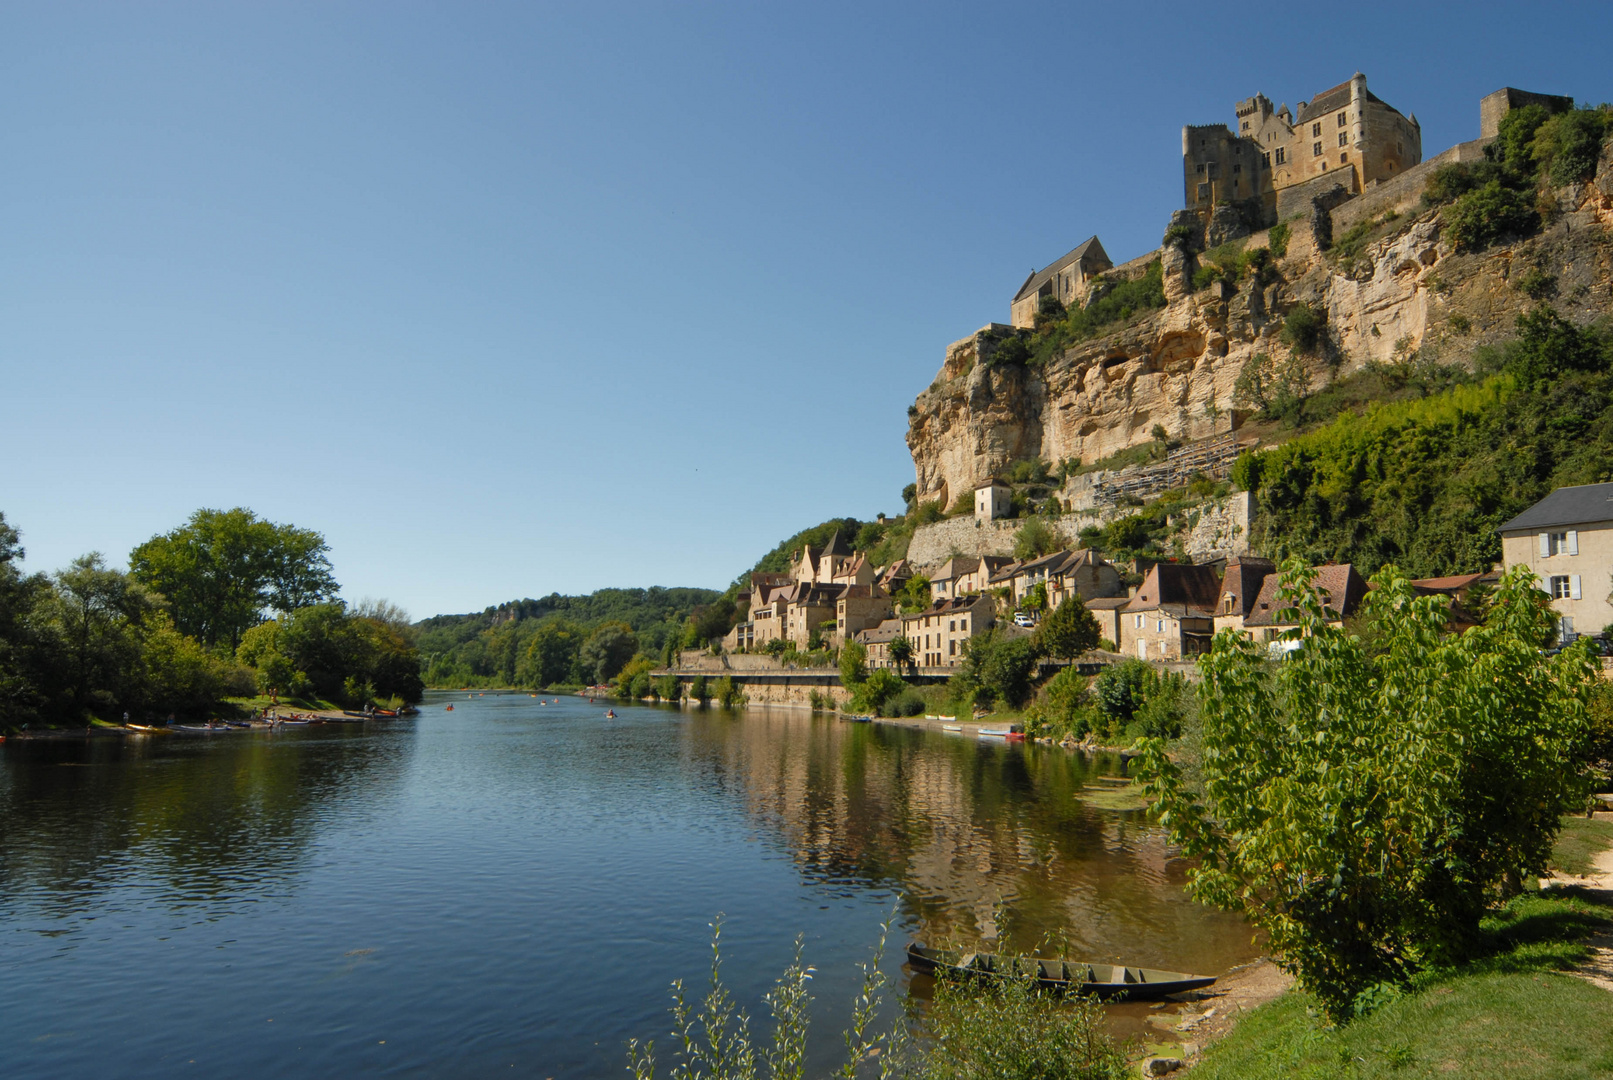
[{"x1": 0, "y1": 692, "x2": 1257, "y2": 1077}]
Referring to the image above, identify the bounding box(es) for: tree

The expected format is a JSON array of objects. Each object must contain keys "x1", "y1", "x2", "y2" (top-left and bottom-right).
[
  {"x1": 1020, "y1": 582, "x2": 1049, "y2": 614},
  {"x1": 895, "y1": 575, "x2": 932, "y2": 614},
  {"x1": 129, "y1": 508, "x2": 338, "y2": 649},
  {"x1": 1037, "y1": 596, "x2": 1099, "y2": 661},
  {"x1": 888, "y1": 635, "x2": 914, "y2": 673},
  {"x1": 0, "y1": 512, "x2": 53, "y2": 728},
  {"x1": 1136, "y1": 561, "x2": 1595, "y2": 1021},
  {"x1": 51, "y1": 554, "x2": 160, "y2": 716},
  {"x1": 517, "y1": 619, "x2": 584, "y2": 688},
  {"x1": 1013, "y1": 520, "x2": 1059, "y2": 560},
  {"x1": 839, "y1": 640, "x2": 867, "y2": 687},
  {"x1": 1091, "y1": 658, "x2": 1156, "y2": 725},
  {"x1": 579, "y1": 622, "x2": 638, "y2": 685}
]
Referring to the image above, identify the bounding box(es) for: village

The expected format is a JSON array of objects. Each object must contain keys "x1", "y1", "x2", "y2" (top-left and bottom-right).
[{"x1": 658, "y1": 473, "x2": 1613, "y2": 705}]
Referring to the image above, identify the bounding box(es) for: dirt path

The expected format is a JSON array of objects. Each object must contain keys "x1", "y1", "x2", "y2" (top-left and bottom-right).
[{"x1": 1566, "y1": 845, "x2": 1613, "y2": 992}]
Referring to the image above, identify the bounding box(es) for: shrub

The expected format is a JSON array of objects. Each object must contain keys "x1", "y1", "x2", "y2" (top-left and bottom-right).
[
  {"x1": 690, "y1": 673, "x2": 709, "y2": 704},
  {"x1": 920, "y1": 975, "x2": 1130, "y2": 1080},
  {"x1": 1515, "y1": 267, "x2": 1557, "y2": 300},
  {"x1": 1281, "y1": 303, "x2": 1326, "y2": 354},
  {"x1": 1267, "y1": 221, "x2": 1290, "y2": 258},
  {"x1": 1137, "y1": 562, "x2": 1597, "y2": 1022},
  {"x1": 884, "y1": 689, "x2": 926, "y2": 718},
  {"x1": 853, "y1": 667, "x2": 905, "y2": 714},
  {"x1": 839, "y1": 640, "x2": 867, "y2": 687},
  {"x1": 714, "y1": 675, "x2": 743, "y2": 708},
  {"x1": 1036, "y1": 596, "x2": 1099, "y2": 660},
  {"x1": 1442, "y1": 180, "x2": 1539, "y2": 252},
  {"x1": 985, "y1": 333, "x2": 1032, "y2": 368},
  {"x1": 1012, "y1": 519, "x2": 1059, "y2": 560},
  {"x1": 1533, "y1": 107, "x2": 1612, "y2": 185},
  {"x1": 1091, "y1": 658, "x2": 1155, "y2": 727},
  {"x1": 654, "y1": 674, "x2": 681, "y2": 702}
]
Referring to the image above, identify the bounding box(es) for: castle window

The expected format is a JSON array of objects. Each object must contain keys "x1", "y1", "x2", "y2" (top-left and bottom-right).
[
  {"x1": 1262, "y1": 152, "x2": 1270, "y2": 166},
  {"x1": 1196, "y1": 163, "x2": 1205, "y2": 174},
  {"x1": 1313, "y1": 141, "x2": 1322, "y2": 157},
  {"x1": 1274, "y1": 147, "x2": 1286, "y2": 164},
  {"x1": 1232, "y1": 163, "x2": 1241, "y2": 174},
  {"x1": 1340, "y1": 153, "x2": 1348, "y2": 165},
  {"x1": 1337, "y1": 111, "x2": 1347, "y2": 126},
  {"x1": 1241, "y1": 121, "x2": 1249, "y2": 131},
  {"x1": 1312, "y1": 122, "x2": 1321, "y2": 136},
  {"x1": 1338, "y1": 132, "x2": 1348, "y2": 147}
]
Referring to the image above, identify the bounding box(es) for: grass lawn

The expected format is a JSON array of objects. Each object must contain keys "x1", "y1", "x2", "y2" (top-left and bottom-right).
[
  {"x1": 1191, "y1": 819, "x2": 1613, "y2": 1080},
  {"x1": 1550, "y1": 816, "x2": 1613, "y2": 877}
]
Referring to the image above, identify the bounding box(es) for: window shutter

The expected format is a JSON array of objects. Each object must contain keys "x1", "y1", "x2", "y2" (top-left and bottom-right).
[
  {"x1": 1539, "y1": 533, "x2": 1550, "y2": 557},
  {"x1": 1571, "y1": 575, "x2": 1582, "y2": 600},
  {"x1": 1568, "y1": 530, "x2": 1579, "y2": 555}
]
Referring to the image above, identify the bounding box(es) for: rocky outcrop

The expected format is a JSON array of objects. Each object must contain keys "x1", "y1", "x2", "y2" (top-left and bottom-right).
[{"x1": 906, "y1": 195, "x2": 1613, "y2": 509}]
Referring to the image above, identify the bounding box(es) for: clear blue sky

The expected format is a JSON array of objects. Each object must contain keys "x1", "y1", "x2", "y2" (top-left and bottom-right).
[{"x1": 5, "y1": 2, "x2": 1609, "y2": 619}]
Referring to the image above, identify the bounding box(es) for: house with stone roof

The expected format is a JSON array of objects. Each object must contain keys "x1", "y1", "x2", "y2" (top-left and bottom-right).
[
  {"x1": 1242, "y1": 564, "x2": 1369, "y2": 647},
  {"x1": 854, "y1": 618, "x2": 904, "y2": 670},
  {"x1": 1212, "y1": 556, "x2": 1278, "y2": 635},
  {"x1": 1009, "y1": 237, "x2": 1113, "y2": 328},
  {"x1": 1122, "y1": 563, "x2": 1223, "y2": 661},
  {"x1": 900, "y1": 595, "x2": 995, "y2": 669},
  {"x1": 1499, "y1": 481, "x2": 1613, "y2": 643}
]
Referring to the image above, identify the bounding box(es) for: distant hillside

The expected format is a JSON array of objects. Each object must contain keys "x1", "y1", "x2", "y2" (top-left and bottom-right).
[{"x1": 416, "y1": 586, "x2": 720, "y2": 687}]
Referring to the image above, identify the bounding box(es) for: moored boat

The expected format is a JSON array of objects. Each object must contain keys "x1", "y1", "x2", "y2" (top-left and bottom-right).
[{"x1": 905, "y1": 943, "x2": 1214, "y2": 1001}]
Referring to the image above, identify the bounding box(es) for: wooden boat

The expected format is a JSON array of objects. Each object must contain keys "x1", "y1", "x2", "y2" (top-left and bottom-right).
[
  {"x1": 941, "y1": 724, "x2": 963, "y2": 732},
  {"x1": 843, "y1": 714, "x2": 872, "y2": 723},
  {"x1": 978, "y1": 728, "x2": 1011, "y2": 738},
  {"x1": 126, "y1": 724, "x2": 169, "y2": 734},
  {"x1": 905, "y1": 944, "x2": 1215, "y2": 1001}
]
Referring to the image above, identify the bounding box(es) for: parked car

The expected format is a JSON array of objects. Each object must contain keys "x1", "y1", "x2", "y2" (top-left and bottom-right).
[{"x1": 1013, "y1": 613, "x2": 1036, "y2": 628}]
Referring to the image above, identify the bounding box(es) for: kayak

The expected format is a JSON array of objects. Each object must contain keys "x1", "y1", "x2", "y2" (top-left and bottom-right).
[{"x1": 905, "y1": 943, "x2": 1215, "y2": 1001}]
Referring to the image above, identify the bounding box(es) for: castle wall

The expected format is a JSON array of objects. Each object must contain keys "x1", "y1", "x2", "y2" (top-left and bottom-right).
[
  {"x1": 1480, "y1": 87, "x2": 1575, "y2": 139},
  {"x1": 1275, "y1": 165, "x2": 1358, "y2": 222},
  {"x1": 1183, "y1": 124, "x2": 1275, "y2": 217},
  {"x1": 1330, "y1": 138, "x2": 1492, "y2": 235}
]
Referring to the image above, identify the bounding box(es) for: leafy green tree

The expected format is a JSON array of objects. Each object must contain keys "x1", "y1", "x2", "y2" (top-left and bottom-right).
[
  {"x1": 715, "y1": 675, "x2": 743, "y2": 708},
  {"x1": 888, "y1": 634, "x2": 914, "y2": 673},
  {"x1": 1091, "y1": 658, "x2": 1156, "y2": 726},
  {"x1": 956, "y1": 630, "x2": 1043, "y2": 710},
  {"x1": 839, "y1": 640, "x2": 867, "y2": 687},
  {"x1": 1137, "y1": 561, "x2": 1596, "y2": 1021},
  {"x1": 895, "y1": 575, "x2": 932, "y2": 614},
  {"x1": 579, "y1": 622, "x2": 638, "y2": 685},
  {"x1": 129, "y1": 508, "x2": 337, "y2": 649},
  {"x1": 852, "y1": 668, "x2": 904, "y2": 714},
  {"x1": 51, "y1": 554, "x2": 160, "y2": 716},
  {"x1": 690, "y1": 674, "x2": 710, "y2": 704},
  {"x1": 1012, "y1": 520, "x2": 1059, "y2": 560},
  {"x1": 517, "y1": 619, "x2": 583, "y2": 688},
  {"x1": 1036, "y1": 596, "x2": 1099, "y2": 661},
  {"x1": 681, "y1": 598, "x2": 737, "y2": 648},
  {"x1": 0, "y1": 513, "x2": 53, "y2": 728}
]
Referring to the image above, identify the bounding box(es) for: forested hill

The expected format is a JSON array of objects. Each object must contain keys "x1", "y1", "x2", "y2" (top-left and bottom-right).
[{"x1": 415, "y1": 586, "x2": 720, "y2": 688}]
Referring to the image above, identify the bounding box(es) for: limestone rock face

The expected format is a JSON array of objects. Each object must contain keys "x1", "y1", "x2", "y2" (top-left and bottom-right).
[{"x1": 906, "y1": 205, "x2": 1611, "y2": 508}]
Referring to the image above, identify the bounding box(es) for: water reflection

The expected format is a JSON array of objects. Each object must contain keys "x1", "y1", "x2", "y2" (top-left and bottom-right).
[
  {"x1": 0, "y1": 696, "x2": 1253, "y2": 1079},
  {"x1": 676, "y1": 710, "x2": 1253, "y2": 976}
]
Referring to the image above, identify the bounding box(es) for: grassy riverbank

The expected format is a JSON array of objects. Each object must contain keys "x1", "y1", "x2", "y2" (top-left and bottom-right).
[{"x1": 1189, "y1": 820, "x2": 1613, "y2": 1079}]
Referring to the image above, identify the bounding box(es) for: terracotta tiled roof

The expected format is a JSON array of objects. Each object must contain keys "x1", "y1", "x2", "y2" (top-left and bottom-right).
[
  {"x1": 1243, "y1": 564, "x2": 1368, "y2": 627},
  {"x1": 1409, "y1": 573, "x2": 1485, "y2": 592},
  {"x1": 1217, "y1": 556, "x2": 1277, "y2": 619},
  {"x1": 1123, "y1": 563, "x2": 1223, "y2": 618}
]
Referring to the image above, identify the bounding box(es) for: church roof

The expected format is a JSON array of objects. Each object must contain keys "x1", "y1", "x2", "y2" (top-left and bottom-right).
[{"x1": 1012, "y1": 236, "x2": 1111, "y2": 302}]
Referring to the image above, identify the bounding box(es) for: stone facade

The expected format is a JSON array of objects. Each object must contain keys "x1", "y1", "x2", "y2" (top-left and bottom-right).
[
  {"x1": 1480, "y1": 87, "x2": 1575, "y2": 139},
  {"x1": 1190, "y1": 74, "x2": 1422, "y2": 227},
  {"x1": 900, "y1": 595, "x2": 995, "y2": 670},
  {"x1": 1499, "y1": 483, "x2": 1613, "y2": 643},
  {"x1": 1010, "y1": 237, "x2": 1113, "y2": 328}
]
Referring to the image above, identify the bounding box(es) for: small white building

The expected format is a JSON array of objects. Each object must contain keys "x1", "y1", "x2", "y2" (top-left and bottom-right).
[
  {"x1": 1499, "y1": 482, "x2": 1613, "y2": 642},
  {"x1": 974, "y1": 478, "x2": 1011, "y2": 522}
]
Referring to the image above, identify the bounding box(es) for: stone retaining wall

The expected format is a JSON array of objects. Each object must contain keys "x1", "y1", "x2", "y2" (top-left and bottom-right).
[{"x1": 1330, "y1": 138, "x2": 1491, "y2": 235}]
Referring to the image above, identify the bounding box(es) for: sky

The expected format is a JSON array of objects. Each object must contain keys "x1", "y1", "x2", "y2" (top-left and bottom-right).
[{"x1": 5, "y1": 2, "x2": 1611, "y2": 619}]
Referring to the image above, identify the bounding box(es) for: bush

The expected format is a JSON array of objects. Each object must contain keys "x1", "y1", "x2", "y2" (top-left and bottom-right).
[
  {"x1": 1036, "y1": 596, "x2": 1099, "y2": 660},
  {"x1": 852, "y1": 668, "x2": 905, "y2": 714},
  {"x1": 1091, "y1": 658, "x2": 1155, "y2": 728},
  {"x1": 1267, "y1": 221, "x2": 1290, "y2": 258},
  {"x1": 1533, "y1": 107, "x2": 1612, "y2": 185},
  {"x1": 689, "y1": 673, "x2": 709, "y2": 703},
  {"x1": 715, "y1": 675, "x2": 743, "y2": 708},
  {"x1": 1281, "y1": 303, "x2": 1326, "y2": 354},
  {"x1": 1012, "y1": 518, "x2": 1059, "y2": 560},
  {"x1": 839, "y1": 640, "x2": 867, "y2": 686},
  {"x1": 1137, "y1": 562, "x2": 1597, "y2": 1022},
  {"x1": 1441, "y1": 180, "x2": 1540, "y2": 252},
  {"x1": 885, "y1": 689, "x2": 926, "y2": 717},
  {"x1": 920, "y1": 976, "x2": 1130, "y2": 1080}
]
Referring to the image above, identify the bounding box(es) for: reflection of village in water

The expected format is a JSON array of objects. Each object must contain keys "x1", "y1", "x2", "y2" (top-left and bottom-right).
[{"x1": 676, "y1": 706, "x2": 1258, "y2": 978}]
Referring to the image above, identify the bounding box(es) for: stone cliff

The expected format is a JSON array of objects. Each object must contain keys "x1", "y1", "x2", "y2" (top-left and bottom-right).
[{"x1": 905, "y1": 157, "x2": 1613, "y2": 512}]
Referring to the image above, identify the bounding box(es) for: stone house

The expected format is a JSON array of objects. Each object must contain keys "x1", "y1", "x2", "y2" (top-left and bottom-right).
[
  {"x1": 990, "y1": 549, "x2": 1122, "y2": 608},
  {"x1": 975, "y1": 478, "x2": 1012, "y2": 521},
  {"x1": 1241, "y1": 564, "x2": 1369, "y2": 647},
  {"x1": 1009, "y1": 237, "x2": 1112, "y2": 329},
  {"x1": 1499, "y1": 482, "x2": 1613, "y2": 643},
  {"x1": 835, "y1": 585, "x2": 894, "y2": 648},
  {"x1": 877, "y1": 559, "x2": 913, "y2": 596},
  {"x1": 1084, "y1": 597, "x2": 1131, "y2": 655},
  {"x1": 1122, "y1": 563, "x2": 1223, "y2": 661},
  {"x1": 1184, "y1": 72, "x2": 1422, "y2": 223},
  {"x1": 1212, "y1": 556, "x2": 1278, "y2": 635},
  {"x1": 930, "y1": 555, "x2": 982, "y2": 601},
  {"x1": 1409, "y1": 571, "x2": 1497, "y2": 632},
  {"x1": 900, "y1": 595, "x2": 995, "y2": 669},
  {"x1": 746, "y1": 579, "x2": 794, "y2": 648},
  {"x1": 793, "y1": 530, "x2": 860, "y2": 585},
  {"x1": 782, "y1": 581, "x2": 847, "y2": 649},
  {"x1": 855, "y1": 618, "x2": 903, "y2": 670}
]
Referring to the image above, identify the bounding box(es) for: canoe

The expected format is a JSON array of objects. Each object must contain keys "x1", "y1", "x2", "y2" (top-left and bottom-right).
[
  {"x1": 941, "y1": 724, "x2": 963, "y2": 732},
  {"x1": 977, "y1": 728, "x2": 1010, "y2": 737},
  {"x1": 905, "y1": 944, "x2": 1214, "y2": 1001},
  {"x1": 125, "y1": 724, "x2": 169, "y2": 734},
  {"x1": 843, "y1": 714, "x2": 872, "y2": 723}
]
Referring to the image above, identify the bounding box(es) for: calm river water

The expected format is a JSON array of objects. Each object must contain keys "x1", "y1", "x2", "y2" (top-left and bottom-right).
[{"x1": 0, "y1": 693, "x2": 1257, "y2": 1077}]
